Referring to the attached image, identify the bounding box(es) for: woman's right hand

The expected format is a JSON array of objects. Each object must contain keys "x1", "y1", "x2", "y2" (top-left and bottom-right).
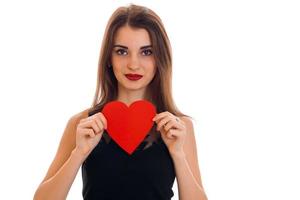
[{"x1": 75, "y1": 112, "x2": 107, "y2": 159}]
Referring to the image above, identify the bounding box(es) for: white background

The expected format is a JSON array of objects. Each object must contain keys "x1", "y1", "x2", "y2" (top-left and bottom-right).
[{"x1": 0, "y1": 0, "x2": 299, "y2": 199}]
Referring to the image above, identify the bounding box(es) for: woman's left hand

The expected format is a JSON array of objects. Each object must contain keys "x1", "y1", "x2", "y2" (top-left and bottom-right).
[{"x1": 152, "y1": 111, "x2": 187, "y2": 155}]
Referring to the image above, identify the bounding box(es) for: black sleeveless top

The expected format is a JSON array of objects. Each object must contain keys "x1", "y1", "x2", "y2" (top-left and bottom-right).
[{"x1": 81, "y1": 110, "x2": 176, "y2": 200}]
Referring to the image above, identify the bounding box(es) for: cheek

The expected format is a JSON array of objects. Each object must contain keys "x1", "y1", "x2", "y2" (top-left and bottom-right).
[
  {"x1": 151, "y1": 66, "x2": 157, "y2": 77},
  {"x1": 112, "y1": 58, "x2": 125, "y2": 73},
  {"x1": 145, "y1": 66, "x2": 157, "y2": 80},
  {"x1": 144, "y1": 59, "x2": 156, "y2": 74},
  {"x1": 112, "y1": 65, "x2": 124, "y2": 79},
  {"x1": 111, "y1": 53, "x2": 127, "y2": 65}
]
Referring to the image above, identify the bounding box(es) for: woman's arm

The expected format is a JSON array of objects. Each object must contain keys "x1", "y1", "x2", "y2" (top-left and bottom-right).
[
  {"x1": 34, "y1": 149, "x2": 85, "y2": 200},
  {"x1": 33, "y1": 110, "x2": 88, "y2": 200},
  {"x1": 171, "y1": 117, "x2": 208, "y2": 200}
]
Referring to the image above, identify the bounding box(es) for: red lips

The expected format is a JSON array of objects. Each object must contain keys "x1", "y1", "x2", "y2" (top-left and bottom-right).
[{"x1": 125, "y1": 74, "x2": 143, "y2": 81}]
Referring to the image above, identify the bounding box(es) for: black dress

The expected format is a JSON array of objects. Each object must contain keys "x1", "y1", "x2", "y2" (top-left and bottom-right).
[{"x1": 81, "y1": 110, "x2": 176, "y2": 200}]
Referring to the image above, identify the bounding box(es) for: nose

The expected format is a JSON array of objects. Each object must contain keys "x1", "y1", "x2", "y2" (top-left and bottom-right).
[{"x1": 127, "y1": 54, "x2": 140, "y2": 71}]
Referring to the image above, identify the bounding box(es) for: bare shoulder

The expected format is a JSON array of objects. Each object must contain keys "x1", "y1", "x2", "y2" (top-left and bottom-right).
[
  {"x1": 69, "y1": 108, "x2": 89, "y2": 122},
  {"x1": 179, "y1": 116, "x2": 194, "y2": 128},
  {"x1": 64, "y1": 108, "x2": 90, "y2": 140}
]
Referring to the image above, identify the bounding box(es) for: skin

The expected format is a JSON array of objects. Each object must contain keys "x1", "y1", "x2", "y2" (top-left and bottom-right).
[
  {"x1": 111, "y1": 25, "x2": 208, "y2": 199},
  {"x1": 33, "y1": 24, "x2": 207, "y2": 200},
  {"x1": 111, "y1": 25, "x2": 157, "y2": 106},
  {"x1": 111, "y1": 24, "x2": 186, "y2": 155}
]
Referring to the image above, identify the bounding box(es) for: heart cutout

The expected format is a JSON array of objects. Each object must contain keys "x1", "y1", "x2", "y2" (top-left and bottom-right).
[{"x1": 101, "y1": 100, "x2": 156, "y2": 155}]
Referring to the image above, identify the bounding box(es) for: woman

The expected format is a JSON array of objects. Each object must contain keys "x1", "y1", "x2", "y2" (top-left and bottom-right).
[{"x1": 34, "y1": 4, "x2": 207, "y2": 200}]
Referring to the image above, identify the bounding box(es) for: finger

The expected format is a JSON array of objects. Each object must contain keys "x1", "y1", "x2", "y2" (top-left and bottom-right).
[
  {"x1": 81, "y1": 120, "x2": 101, "y2": 134},
  {"x1": 156, "y1": 115, "x2": 167, "y2": 129},
  {"x1": 166, "y1": 129, "x2": 175, "y2": 139},
  {"x1": 164, "y1": 119, "x2": 184, "y2": 132},
  {"x1": 93, "y1": 118, "x2": 104, "y2": 134},
  {"x1": 164, "y1": 120, "x2": 177, "y2": 132},
  {"x1": 153, "y1": 111, "x2": 169, "y2": 121},
  {"x1": 90, "y1": 120, "x2": 101, "y2": 134},
  {"x1": 97, "y1": 112, "x2": 108, "y2": 129},
  {"x1": 79, "y1": 117, "x2": 90, "y2": 123},
  {"x1": 79, "y1": 127, "x2": 95, "y2": 138},
  {"x1": 80, "y1": 114, "x2": 104, "y2": 134},
  {"x1": 157, "y1": 116, "x2": 172, "y2": 131},
  {"x1": 169, "y1": 129, "x2": 181, "y2": 137}
]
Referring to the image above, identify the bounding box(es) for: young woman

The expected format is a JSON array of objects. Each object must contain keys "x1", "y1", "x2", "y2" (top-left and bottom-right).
[{"x1": 34, "y1": 4, "x2": 208, "y2": 200}]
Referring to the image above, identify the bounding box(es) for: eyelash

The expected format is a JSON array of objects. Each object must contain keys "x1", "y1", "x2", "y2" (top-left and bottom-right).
[{"x1": 115, "y1": 49, "x2": 153, "y2": 56}]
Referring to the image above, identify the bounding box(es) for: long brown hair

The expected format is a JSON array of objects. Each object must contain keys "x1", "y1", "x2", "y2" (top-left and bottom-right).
[{"x1": 88, "y1": 4, "x2": 190, "y2": 119}]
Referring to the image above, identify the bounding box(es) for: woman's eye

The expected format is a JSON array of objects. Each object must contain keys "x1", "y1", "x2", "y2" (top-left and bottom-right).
[
  {"x1": 115, "y1": 49, "x2": 152, "y2": 56},
  {"x1": 116, "y1": 49, "x2": 128, "y2": 55},
  {"x1": 142, "y1": 49, "x2": 153, "y2": 56}
]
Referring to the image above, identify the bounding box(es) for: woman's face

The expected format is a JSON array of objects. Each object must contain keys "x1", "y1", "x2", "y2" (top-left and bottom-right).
[{"x1": 111, "y1": 25, "x2": 156, "y2": 92}]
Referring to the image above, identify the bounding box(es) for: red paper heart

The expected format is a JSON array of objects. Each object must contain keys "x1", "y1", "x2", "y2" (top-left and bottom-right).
[{"x1": 101, "y1": 100, "x2": 156, "y2": 155}]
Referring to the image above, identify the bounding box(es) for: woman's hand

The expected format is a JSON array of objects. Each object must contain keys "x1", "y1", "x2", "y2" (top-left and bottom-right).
[
  {"x1": 75, "y1": 112, "x2": 107, "y2": 159},
  {"x1": 152, "y1": 111, "x2": 187, "y2": 156}
]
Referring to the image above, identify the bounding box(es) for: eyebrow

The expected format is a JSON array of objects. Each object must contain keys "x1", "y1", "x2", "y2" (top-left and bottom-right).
[{"x1": 113, "y1": 44, "x2": 152, "y2": 49}]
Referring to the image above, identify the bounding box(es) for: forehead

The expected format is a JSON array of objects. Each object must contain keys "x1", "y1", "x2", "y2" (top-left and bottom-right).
[{"x1": 114, "y1": 25, "x2": 151, "y2": 47}]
